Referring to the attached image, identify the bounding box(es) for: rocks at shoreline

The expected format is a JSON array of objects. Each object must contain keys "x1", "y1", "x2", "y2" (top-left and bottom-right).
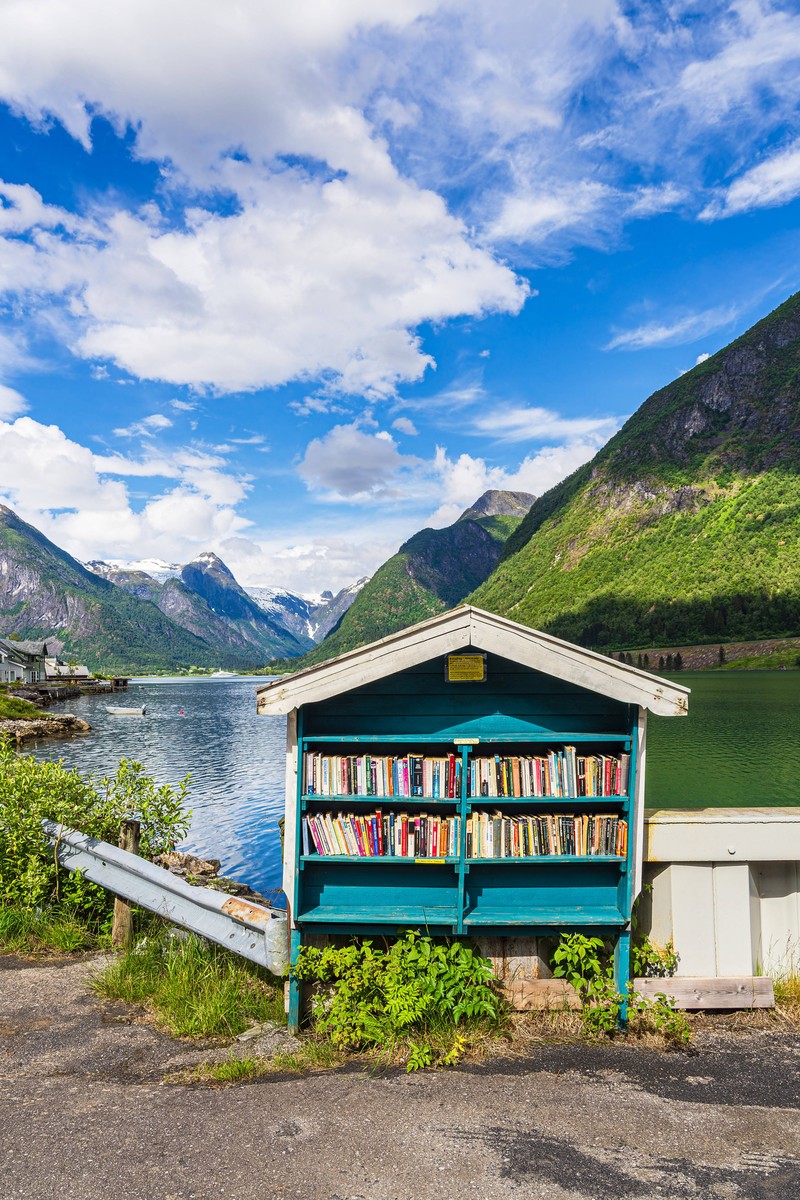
[
  {"x1": 154, "y1": 849, "x2": 276, "y2": 906},
  {"x1": 0, "y1": 713, "x2": 91, "y2": 744}
]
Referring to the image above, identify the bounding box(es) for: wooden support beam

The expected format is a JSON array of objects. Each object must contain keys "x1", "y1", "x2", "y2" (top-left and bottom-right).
[
  {"x1": 504, "y1": 978, "x2": 582, "y2": 1011},
  {"x1": 633, "y1": 976, "x2": 774, "y2": 1009},
  {"x1": 111, "y1": 818, "x2": 140, "y2": 949}
]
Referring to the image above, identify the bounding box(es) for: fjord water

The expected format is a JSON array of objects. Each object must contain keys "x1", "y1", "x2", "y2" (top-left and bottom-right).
[
  {"x1": 26, "y1": 677, "x2": 288, "y2": 896},
  {"x1": 24, "y1": 672, "x2": 800, "y2": 894}
]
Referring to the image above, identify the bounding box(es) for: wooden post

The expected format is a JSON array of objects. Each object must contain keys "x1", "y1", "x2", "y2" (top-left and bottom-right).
[{"x1": 111, "y1": 818, "x2": 141, "y2": 949}]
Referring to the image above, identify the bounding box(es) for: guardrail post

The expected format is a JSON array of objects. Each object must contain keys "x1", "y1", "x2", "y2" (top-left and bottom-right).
[{"x1": 111, "y1": 819, "x2": 141, "y2": 948}]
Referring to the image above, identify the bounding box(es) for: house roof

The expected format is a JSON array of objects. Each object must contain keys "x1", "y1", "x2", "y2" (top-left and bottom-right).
[
  {"x1": 44, "y1": 659, "x2": 91, "y2": 678},
  {"x1": 256, "y1": 605, "x2": 690, "y2": 718},
  {"x1": 0, "y1": 638, "x2": 50, "y2": 658}
]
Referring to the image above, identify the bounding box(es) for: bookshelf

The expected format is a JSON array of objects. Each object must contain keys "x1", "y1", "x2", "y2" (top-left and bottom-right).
[{"x1": 256, "y1": 605, "x2": 689, "y2": 1030}]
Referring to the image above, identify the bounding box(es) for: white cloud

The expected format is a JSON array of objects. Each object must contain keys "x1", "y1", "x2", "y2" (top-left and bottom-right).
[
  {"x1": 0, "y1": 416, "x2": 251, "y2": 561},
  {"x1": 605, "y1": 304, "x2": 739, "y2": 350},
  {"x1": 392, "y1": 417, "x2": 418, "y2": 436},
  {"x1": 0, "y1": 385, "x2": 28, "y2": 419},
  {"x1": 297, "y1": 423, "x2": 418, "y2": 500},
  {"x1": 113, "y1": 413, "x2": 174, "y2": 437},
  {"x1": 695, "y1": 352, "x2": 710, "y2": 365},
  {"x1": 701, "y1": 139, "x2": 800, "y2": 219},
  {"x1": 470, "y1": 404, "x2": 620, "y2": 444}
]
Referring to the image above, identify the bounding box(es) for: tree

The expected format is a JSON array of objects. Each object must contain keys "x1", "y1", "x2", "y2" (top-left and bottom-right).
[
  {"x1": 659, "y1": 656, "x2": 665, "y2": 670},
  {"x1": 643, "y1": 654, "x2": 650, "y2": 668},
  {"x1": 666, "y1": 654, "x2": 674, "y2": 670},
  {"x1": 674, "y1": 652, "x2": 683, "y2": 670},
  {"x1": 718, "y1": 645, "x2": 726, "y2": 664}
]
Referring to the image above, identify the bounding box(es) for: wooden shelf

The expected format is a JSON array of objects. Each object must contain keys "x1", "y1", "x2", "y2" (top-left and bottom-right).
[
  {"x1": 302, "y1": 794, "x2": 459, "y2": 806},
  {"x1": 297, "y1": 904, "x2": 459, "y2": 925},
  {"x1": 463, "y1": 905, "x2": 627, "y2": 928}
]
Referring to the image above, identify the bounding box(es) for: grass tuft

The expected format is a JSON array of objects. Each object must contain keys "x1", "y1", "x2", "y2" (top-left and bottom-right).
[
  {"x1": 0, "y1": 905, "x2": 100, "y2": 954},
  {"x1": 92, "y1": 925, "x2": 285, "y2": 1038}
]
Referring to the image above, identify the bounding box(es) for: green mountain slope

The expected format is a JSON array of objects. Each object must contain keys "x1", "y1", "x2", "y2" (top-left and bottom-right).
[
  {"x1": 472, "y1": 291, "x2": 800, "y2": 648},
  {"x1": 292, "y1": 491, "x2": 534, "y2": 666},
  {"x1": 0, "y1": 506, "x2": 256, "y2": 672}
]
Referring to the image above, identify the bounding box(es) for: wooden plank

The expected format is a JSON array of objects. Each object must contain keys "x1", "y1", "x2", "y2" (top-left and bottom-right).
[
  {"x1": 633, "y1": 976, "x2": 775, "y2": 1009},
  {"x1": 504, "y1": 978, "x2": 582, "y2": 1011}
]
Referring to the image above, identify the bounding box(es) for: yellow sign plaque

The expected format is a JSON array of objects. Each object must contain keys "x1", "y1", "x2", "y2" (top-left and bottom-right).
[{"x1": 445, "y1": 653, "x2": 487, "y2": 683}]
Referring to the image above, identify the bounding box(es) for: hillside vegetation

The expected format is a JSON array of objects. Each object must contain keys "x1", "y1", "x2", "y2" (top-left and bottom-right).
[{"x1": 472, "y1": 291, "x2": 800, "y2": 649}]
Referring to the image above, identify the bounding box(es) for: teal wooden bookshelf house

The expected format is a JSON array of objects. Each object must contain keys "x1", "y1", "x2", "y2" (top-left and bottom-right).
[{"x1": 256, "y1": 606, "x2": 689, "y2": 1029}]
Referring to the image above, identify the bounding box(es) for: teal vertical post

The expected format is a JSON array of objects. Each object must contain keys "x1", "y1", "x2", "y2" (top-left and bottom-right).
[
  {"x1": 287, "y1": 927, "x2": 303, "y2": 1034},
  {"x1": 615, "y1": 930, "x2": 631, "y2": 1025}
]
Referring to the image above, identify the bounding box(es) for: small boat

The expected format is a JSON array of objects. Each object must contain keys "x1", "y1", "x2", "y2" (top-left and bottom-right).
[{"x1": 107, "y1": 705, "x2": 147, "y2": 716}]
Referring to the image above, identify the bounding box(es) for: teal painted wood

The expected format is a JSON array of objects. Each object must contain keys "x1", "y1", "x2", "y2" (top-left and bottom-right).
[
  {"x1": 287, "y1": 927, "x2": 302, "y2": 1034},
  {"x1": 288, "y1": 648, "x2": 639, "y2": 999}
]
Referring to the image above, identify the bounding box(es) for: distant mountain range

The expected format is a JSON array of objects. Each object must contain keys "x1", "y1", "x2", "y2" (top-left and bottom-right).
[
  {"x1": 288, "y1": 489, "x2": 535, "y2": 666},
  {"x1": 0, "y1": 509, "x2": 366, "y2": 672},
  {"x1": 472, "y1": 290, "x2": 800, "y2": 649}
]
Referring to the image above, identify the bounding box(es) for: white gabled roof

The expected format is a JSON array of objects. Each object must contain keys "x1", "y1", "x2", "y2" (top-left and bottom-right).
[{"x1": 256, "y1": 605, "x2": 689, "y2": 718}]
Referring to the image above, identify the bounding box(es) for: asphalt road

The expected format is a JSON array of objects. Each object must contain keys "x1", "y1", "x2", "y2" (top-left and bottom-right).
[{"x1": 2, "y1": 955, "x2": 800, "y2": 1200}]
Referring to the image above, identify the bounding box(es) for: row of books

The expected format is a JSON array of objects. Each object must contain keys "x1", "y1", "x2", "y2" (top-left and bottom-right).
[
  {"x1": 301, "y1": 810, "x2": 627, "y2": 859},
  {"x1": 465, "y1": 812, "x2": 627, "y2": 859},
  {"x1": 302, "y1": 810, "x2": 460, "y2": 858},
  {"x1": 304, "y1": 752, "x2": 461, "y2": 798},
  {"x1": 302, "y1": 747, "x2": 630, "y2": 800},
  {"x1": 468, "y1": 750, "x2": 630, "y2": 798}
]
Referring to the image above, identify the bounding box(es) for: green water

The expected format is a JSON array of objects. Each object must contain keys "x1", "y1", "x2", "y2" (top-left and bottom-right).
[{"x1": 646, "y1": 671, "x2": 800, "y2": 808}]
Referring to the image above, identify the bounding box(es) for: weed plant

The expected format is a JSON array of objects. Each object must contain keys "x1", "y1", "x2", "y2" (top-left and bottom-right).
[
  {"x1": 92, "y1": 924, "x2": 285, "y2": 1038},
  {"x1": 292, "y1": 930, "x2": 505, "y2": 1070}
]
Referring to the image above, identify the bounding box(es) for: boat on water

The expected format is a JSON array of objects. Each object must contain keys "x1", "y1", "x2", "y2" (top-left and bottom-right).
[{"x1": 107, "y1": 705, "x2": 146, "y2": 716}]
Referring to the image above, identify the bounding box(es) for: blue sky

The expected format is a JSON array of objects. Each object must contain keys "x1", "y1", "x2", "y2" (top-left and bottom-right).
[{"x1": 1, "y1": 0, "x2": 800, "y2": 594}]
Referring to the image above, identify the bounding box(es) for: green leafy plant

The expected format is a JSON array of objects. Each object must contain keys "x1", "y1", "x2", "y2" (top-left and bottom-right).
[
  {"x1": 0, "y1": 740, "x2": 190, "y2": 933},
  {"x1": 292, "y1": 930, "x2": 502, "y2": 1069},
  {"x1": 551, "y1": 932, "x2": 691, "y2": 1043},
  {"x1": 551, "y1": 933, "x2": 609, "y2": 1001},
  {"x1": 632, "y1": 936, "x2": 678, "y2": 978}
]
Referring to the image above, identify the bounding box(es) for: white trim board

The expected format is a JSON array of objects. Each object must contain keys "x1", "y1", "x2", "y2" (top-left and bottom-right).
[{"x1": 257, "y1": 605, "x2": 689, "y2": 717}]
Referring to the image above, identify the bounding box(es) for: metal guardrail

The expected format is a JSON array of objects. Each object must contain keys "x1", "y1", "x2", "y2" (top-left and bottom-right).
[{"x1": 42, "y1": 819, "x2": 288, "y2": 973}]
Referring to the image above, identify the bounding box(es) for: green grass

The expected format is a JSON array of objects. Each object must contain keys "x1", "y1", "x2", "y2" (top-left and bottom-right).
[
  {"x1": 0, "y1": 905, "x2": 100, "y2": 954},
  {"x1": 92, "y1": 926, "x2": 286, "y2": 1038},
  {"x1": 0, "y1": 692, "x2": 45, "y2": 720}
]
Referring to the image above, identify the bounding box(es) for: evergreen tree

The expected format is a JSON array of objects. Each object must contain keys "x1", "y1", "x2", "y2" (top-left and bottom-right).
[
  {"x1": 674, "y1": 652, "x2": 683, "y2": 670},
  {"x1": 659, "y1": 656, "x2": 665, "y2": 670},
  {"x1": 666, "y1": 653, "x2": 674, "y2": 669},
  {"x1": 718, "y1": 645, "x2": 726, "y2": 664}
]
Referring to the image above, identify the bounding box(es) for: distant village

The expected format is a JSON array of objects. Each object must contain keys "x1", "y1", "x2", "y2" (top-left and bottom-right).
[{"x1": 0, "y1": 638, "x2": 127, "y2": 694}]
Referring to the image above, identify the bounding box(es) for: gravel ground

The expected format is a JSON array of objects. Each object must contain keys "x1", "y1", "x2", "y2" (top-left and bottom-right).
[{"x1": 1, "y1": 954, "x2": 799, "y2": 1200}]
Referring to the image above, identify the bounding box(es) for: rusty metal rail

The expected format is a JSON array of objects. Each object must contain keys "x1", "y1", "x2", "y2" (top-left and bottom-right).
[{"x1": 42, "y1": 819, "x2": 287, "y2": 973}]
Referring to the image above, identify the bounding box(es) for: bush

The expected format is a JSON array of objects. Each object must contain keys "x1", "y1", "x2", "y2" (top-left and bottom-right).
[
  {"x1": 0, "y1": 739, "x2": 190, "y2": 929},
  {"x1": 292, "y1": 930, "x2": 503, "y2": 1069}
]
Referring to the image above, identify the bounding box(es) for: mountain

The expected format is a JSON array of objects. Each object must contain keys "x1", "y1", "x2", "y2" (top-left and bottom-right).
[
  {"x1": 247, "y1": 578, "x2": 369, "y2": 642},
  {"x1": 291, "y1": 490, "x2": 535, "y2": 666},
  {"x1": 178, "y1": 553, "x2": 312, "y2": 659},
  {"x1": 0, "y1": 507, "x2": 246, "y2": 672},
  {"x1": 472, "y1": 290, "x2": 800, "y2": 649},
  {"x1": 87, "y1": 553, "x2": 313, "y2": 662}
]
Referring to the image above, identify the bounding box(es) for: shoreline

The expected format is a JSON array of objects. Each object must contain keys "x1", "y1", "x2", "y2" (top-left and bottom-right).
[{"x1": 0, "y1": 714, "x2": 91, "y2": 744}]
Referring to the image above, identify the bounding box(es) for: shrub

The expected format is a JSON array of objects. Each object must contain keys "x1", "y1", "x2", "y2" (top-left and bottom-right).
[
  {"x1": 0, "y1": 739, "x2": 190, "y2": 928},
  {"x1": 292, "y1": 930, "x2": 503, "y2": 1069}
]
